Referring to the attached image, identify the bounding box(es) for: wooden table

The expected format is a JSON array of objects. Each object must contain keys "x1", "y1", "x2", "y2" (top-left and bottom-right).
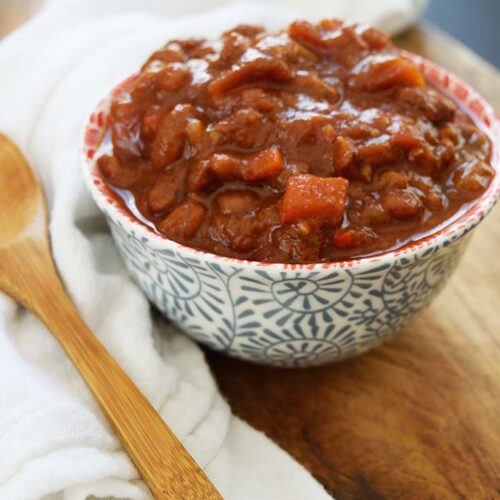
[
  {"x1": 207, "y1": 26, "x2": 500, "y2": 499},
  {"x1": 2, "y1": 8, "x2": 499, "y2": 499}
]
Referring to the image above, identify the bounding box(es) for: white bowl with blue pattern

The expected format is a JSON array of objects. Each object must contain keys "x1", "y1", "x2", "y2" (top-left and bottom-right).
[{"x1": 82, "y1": 54, "x2": 500, "y2": 367}]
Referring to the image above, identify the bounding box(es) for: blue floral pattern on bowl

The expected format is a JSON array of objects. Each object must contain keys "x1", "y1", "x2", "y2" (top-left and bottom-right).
[{"x1": 107, "y1": 216, "x2": 469, "y2": 367}]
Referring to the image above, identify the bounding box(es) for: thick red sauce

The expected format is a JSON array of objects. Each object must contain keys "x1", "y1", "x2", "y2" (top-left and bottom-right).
[{"x1": 97, "y1": 19, "x2": 495, "y2": 263}]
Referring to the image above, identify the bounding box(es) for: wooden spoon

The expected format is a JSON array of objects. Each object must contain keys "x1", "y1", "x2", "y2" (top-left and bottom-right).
[{"x1": 0, "y1": 133, "x2": 222, "y2": 499}]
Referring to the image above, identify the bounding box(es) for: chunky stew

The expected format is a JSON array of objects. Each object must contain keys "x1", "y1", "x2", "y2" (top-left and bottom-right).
[{"x1": 97, "y1": 19, "x2": 495, "y2": 263}]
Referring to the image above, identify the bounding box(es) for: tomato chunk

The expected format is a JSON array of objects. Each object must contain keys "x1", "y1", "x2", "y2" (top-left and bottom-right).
[
  {"x1": 280, "y1": 175, "x2": 348, "y2": 224},
  {"x1": 331, "y1": 229, "x2": 353, "y2": 248},
  {"x1": 331, "y1": 228, "x2": 376, "y2": 248}
]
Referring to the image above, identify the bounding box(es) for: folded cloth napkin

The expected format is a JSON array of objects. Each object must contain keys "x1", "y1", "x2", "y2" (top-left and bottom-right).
[{"x1": 0, "y1": 0, "x2": 426, "y2": 498}]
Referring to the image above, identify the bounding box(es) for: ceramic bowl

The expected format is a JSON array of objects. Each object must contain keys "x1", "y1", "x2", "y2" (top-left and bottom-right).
[{"x1": 81, "y1": 53, "x2": 500, "y2": 367}]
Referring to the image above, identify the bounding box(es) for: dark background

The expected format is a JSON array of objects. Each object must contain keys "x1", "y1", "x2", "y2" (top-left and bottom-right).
[{"x1": 424, "y1": 0, "x2": 500, "y2": 68}]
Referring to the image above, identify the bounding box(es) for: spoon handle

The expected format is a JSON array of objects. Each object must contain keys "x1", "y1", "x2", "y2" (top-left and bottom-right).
[{"x1": 3, "y1": 243, "x2": 222, "y2": 500}]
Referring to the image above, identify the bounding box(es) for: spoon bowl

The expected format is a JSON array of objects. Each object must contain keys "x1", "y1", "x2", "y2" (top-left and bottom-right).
[{"x1": 0, "y1": 134, "x2": 44, "y2": 243}]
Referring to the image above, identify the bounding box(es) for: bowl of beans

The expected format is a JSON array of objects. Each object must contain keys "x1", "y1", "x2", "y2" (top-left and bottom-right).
[{"x1": 82, "y1": 19, "x2": 499, "y2": 367}]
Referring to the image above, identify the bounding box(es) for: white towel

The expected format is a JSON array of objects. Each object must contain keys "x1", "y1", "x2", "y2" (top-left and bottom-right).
[{"x1": 0, "y1": 1, "x2": 427, "y2": 498}]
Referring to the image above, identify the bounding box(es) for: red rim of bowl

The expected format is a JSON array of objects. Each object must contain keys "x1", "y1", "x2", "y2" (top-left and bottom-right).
[{"x1": 81, "y1": 52, "x2": 500, "y2": 271}]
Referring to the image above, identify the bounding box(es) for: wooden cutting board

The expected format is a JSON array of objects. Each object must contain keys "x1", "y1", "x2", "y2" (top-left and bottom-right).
[{"x1": 207, "y1": 25, "x2": 500, "y2": 499}]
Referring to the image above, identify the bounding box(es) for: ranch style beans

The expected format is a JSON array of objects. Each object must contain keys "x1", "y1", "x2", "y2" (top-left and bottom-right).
[{"x1": 97, "y1": 19, "x2": 494, "y2": 262}]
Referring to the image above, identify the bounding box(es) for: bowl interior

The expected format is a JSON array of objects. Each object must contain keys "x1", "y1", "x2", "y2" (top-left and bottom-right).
[{"x1": 81, "y1": 52, "x2": 500, "y2": 271}]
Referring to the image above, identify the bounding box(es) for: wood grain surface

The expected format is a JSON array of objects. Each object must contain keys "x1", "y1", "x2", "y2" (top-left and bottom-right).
[
  {"x1": 206, "y1": 25, "x2": 500, "y2": 500},
  {"x1": 2, "y1": 8, "x2": 498, "y2": 499}
]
